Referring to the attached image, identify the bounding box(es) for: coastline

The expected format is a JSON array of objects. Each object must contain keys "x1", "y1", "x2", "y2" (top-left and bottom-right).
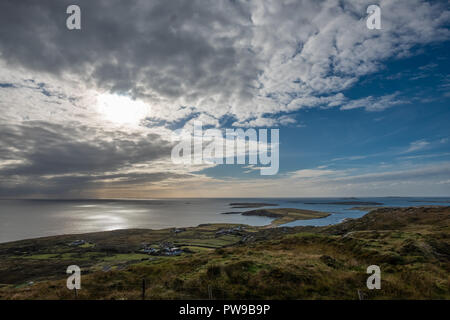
[
  {"x1": 2, "y1": 197, "x2": 450, "y2": 244},
  {"x1": 0, "y1": 206, "x2": 448, "y2": 299}
]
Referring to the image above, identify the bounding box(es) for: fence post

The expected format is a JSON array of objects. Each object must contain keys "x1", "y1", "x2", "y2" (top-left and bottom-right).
[
  {"x1": 208, "y1": 285, "x2": 213, "y2": 300},
  {"x1": 357, "y1": 289, "x2": 363, "y2": 300},
  {"x1": 142, "y1": 279, "x2": 146, "y2": 300}
]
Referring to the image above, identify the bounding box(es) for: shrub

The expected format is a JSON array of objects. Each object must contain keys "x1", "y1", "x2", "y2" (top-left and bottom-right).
[{"x1": 206, "y1": 264, "x2": 222, "y2": 279}]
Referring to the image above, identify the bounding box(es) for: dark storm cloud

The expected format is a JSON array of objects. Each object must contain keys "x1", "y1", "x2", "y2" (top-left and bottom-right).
[
  {"x1": 0, "y1": 121, "x2": 182, "y2": 197},
  {"x1": 0, "y1": 0, "x2": 258, "y2": 104},
  {"x1": 0, "y1": 171, "x2": 188, "y2": 198},
  {"x1": 0, "y1": 122, "x2": 170, "y2": 175}
]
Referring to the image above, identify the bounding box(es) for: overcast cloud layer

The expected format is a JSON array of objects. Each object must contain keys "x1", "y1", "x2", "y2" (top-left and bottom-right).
[
  {"x1": 0, "y1": 0, "x2": 449, "y2": 197},
  {"x1": 2, "y1": 0, "x2": 449, "y2": 123}
]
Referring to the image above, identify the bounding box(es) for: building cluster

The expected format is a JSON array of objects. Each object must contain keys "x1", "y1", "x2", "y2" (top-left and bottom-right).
[
  {"x1": 140, "y1": 241, "x2": 183, "y2": 256},
  {"x1": 215, "y1": 226, "x2": 244, "y2": 236},
  {"x1": 68, "y1": 239, "x2": 86, "y2": 246}
]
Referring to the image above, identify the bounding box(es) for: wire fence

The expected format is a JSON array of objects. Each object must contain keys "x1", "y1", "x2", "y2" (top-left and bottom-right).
[{"x1": 66, "y1": 278, "x2": 231, "y2": 300}]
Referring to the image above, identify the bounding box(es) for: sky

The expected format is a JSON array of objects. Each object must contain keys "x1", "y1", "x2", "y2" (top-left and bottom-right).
[{"x1": 0, "y1": 0, "x2": 449, "y2": 198}]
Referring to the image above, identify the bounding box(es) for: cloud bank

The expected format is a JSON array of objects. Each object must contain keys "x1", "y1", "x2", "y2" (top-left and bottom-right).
[{"x1": 0, "y1": 0, "x2": 449, "y2": 197}]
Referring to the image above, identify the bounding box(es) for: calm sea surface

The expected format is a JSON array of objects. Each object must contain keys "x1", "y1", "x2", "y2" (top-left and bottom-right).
[{"x1": 0, "y1": 197, "x2": 449, "y2": 243}]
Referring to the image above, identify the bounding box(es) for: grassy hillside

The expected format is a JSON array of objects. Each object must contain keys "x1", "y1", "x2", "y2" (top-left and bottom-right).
[{"x1": 0, "y1": 206, "x2": 448, "y2": 300}]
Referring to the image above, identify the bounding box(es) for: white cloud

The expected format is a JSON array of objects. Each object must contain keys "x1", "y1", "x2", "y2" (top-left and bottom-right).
[
  {"x1": 1, "y1": 0, "x2": 448, "y2": 125},
  {"x1": 340, "y1": 92, "x2": 408, "y2": 111},
  {"x1": 290, "y1": 168, "x2": 340, "y2": 179},
  {"x1": 405, "y1": 139, "x2": 430, "y2": 153},
  {"x1": 0, "y1": 0, "x2": 449, "y2": 197},
  {"x1": 330, "y1": 155, "x2": 368, "y2": 162},
  {"x1": 398, "y1": 152, "x2": 450, "y2": 160},
  {"x1": 149, "y1": 162, "x2": 450, "y2": 197},
  {"x1": 232, "y1": 114, "x2": 297, "y2": 127}
]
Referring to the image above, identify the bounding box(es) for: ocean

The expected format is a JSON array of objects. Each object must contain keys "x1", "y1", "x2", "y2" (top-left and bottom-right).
[{"x1": 0, "y1": 197, "x2": 449, "y2": 243}]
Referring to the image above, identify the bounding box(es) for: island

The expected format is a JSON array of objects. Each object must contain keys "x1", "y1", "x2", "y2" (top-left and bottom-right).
[
  {"x1": 241, "y1": 208, "x2": 330, "y2": 226},
  {"x1": 303, "y1": 201, "x2": 383, "y2": 205},
  {"x1": 347, "y1": 206, "x2": 385, "y2": 211},
  {"x1": 229, "y1": 202, "x2": 279, "y2": 208}
]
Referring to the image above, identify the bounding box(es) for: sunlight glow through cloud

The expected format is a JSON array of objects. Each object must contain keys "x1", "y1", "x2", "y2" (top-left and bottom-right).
[{"x1": 96, "y1": 93, "x2": 150, "y2": 126}]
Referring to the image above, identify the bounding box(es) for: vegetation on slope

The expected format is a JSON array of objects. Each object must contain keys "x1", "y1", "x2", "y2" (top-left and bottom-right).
[{"x1": 0, "y1": 207, "x2": 448, "y2": 300}]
